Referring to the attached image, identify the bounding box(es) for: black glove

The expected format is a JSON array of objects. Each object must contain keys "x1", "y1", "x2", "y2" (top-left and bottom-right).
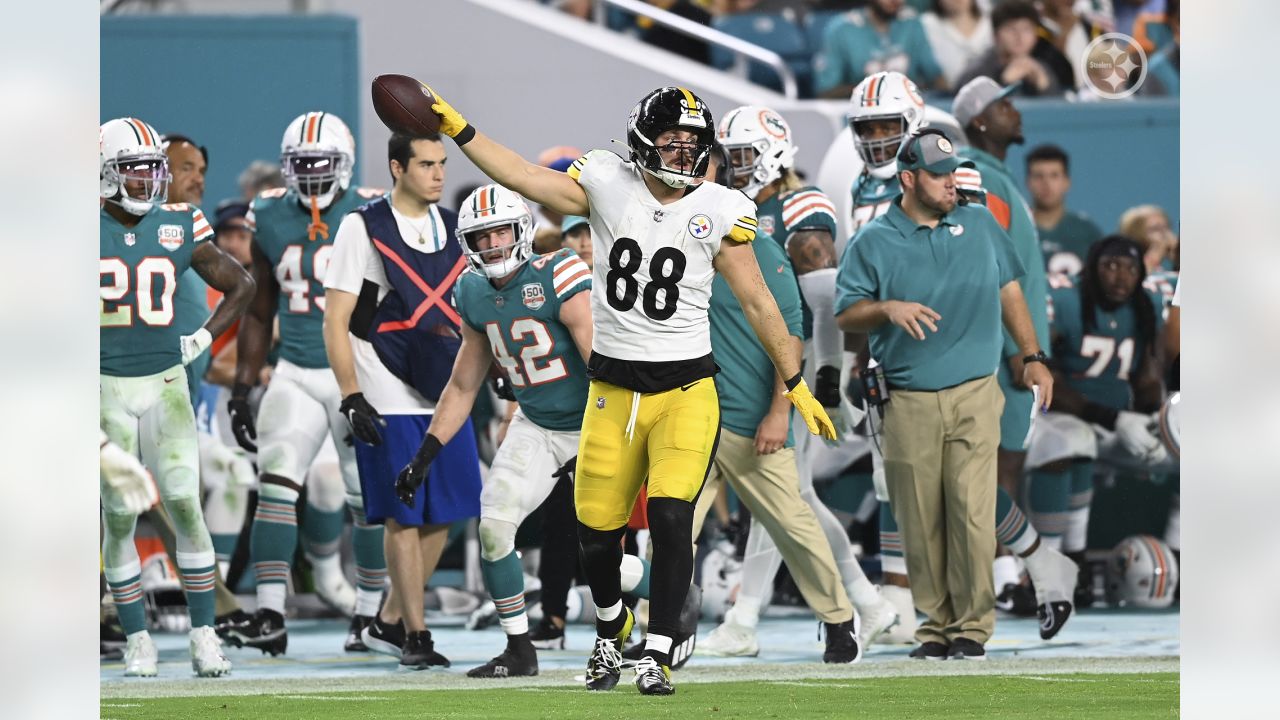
[
  {"x1": 814, "y1": 365, "x2": 842, "y2": 408},
  {"x1": 340, "y1": 392, "x2": 387, "y2": 446},
  {"x1": 552, "y1": 455, "x2": 577, "y2": 484},
  {"x1": 396, "y1": 434, "x2": 442, "y2": 507},
  {"x1": 492, "y1": 375, "x2": 517, "y2": 402},
  {"x1": 227, "y1": 383, "x2": 258, "y2": 453}
]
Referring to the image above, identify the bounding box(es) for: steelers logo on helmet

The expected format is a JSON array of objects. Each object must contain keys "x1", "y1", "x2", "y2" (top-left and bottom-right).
[
  {"x1": 280, "y1": 111, "x2": 356, "y2": 210},
  {"x1": 627, "y1": 86, "x2": 716, "y2": 189},
  {"x1": 456, "y1": 184, "x2": 536, "y2": 279},
  {"x1": 849, "y1": 71, "x2": 926, "y2": 180},
  {"x1": 716, "y1": 104, "x2": 798, "y2": 200},
  {"x1": 100, "y1": 117, "x2": 171, "y2": 216}
]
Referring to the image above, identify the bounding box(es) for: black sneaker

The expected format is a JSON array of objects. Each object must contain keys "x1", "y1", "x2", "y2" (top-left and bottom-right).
[
  {"x1": 995, "y1": 582, "x2": 1038, "y2": 617},
  {"x1": 822, "y1": 619, "x2": 862, "y2": 664},
  {"x1": 466, "y1": 636, "x2": 539, "y2": 678},
  {"x1": 947, "y1": 637, "x2": 986, "y2": 660},
  {"x1": 529, "y1": 616, "x2": 566, "y2": 650},
  {"x1": 361, "y1": 617, "x2": 405, "y2": 658},
  {"x1": 344, "y1": 614, "x2": 375, "y2": 652},
  {"x1": 213, "y1": 608, "x2": 250, "y2": 642},
  {"x1": 400, "y1": 629, "x2": 450, "y2": 670},
  {"x1": 909, "y1": 641, "x2": 949, "y2": 660},
  {"x1": 226, "y1": 608, "x2": 288, "y2": 656},
  {"x1": 585, "y1": 606, "x2": 634, "y2": 691},
  {"x1": 634, "y1": 656, "x2": 674, "y2": 696},
  {"x1": 1038, "y1": 600, "x2": 1073, "y2": 641},
  {"x1": 670, "y1": 584, "x2": 702, "y2": 670}
]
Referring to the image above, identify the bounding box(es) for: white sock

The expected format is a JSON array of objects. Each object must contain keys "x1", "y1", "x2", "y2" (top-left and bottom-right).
[
  {"x1": 644, "y1": 633, "x2": 673, "y2": 655},
  {"x1": 727, "y1": 596, "x2": 761, "y2": 629},
  {"x1": 257, "y1": 583, "x2": 287, "y2": 615},
  {"x1": 308, "y1": 553, "x2": 343, "y2": 584},
  {"x1": 847, "y1": 576, "x2": 882, "y2": 611},
  {"x1": 500, "y1": 612, "x2": 529, "y2": 636},
  {"x1": 355, "y1": 588, "x2": 382, "y2": 617},
  {"x1": 1041, "y1": 534, "x2": 1063, "y2": 552},
  {"x1": 595, "y1": 599, "x2": 622, "y2": 623}
]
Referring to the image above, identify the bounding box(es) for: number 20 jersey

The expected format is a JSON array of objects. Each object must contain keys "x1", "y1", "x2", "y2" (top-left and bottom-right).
[
  {"x1": 454, "y1": 248, "x2": 592, "y2": 431},
  {"x1": 100, "y1": 203, "x2": 213, "y2": 377},
  {"x1": 247, "y1": 186, "x2": 384, "y2": 368},
  {"x1": 568, "y1": 150, "x2": 757, "y2": 362}
]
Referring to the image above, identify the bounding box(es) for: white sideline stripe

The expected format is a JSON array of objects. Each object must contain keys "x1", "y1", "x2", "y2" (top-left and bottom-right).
[{"x1": 270, "y1": 694, "x2": 390, "y2": 701}]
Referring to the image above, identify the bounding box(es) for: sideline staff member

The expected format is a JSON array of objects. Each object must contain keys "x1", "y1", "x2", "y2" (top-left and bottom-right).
[{"x1": 834, "y1": 129, "x2": 1053, "y2": 661}]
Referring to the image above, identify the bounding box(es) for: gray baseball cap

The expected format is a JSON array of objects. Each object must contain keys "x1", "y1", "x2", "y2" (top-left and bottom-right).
[
  {"x1": 897, "y1": 131, "x2": 976, "y2": 174},
  {"x1": 951, "y1": 77, "x2": 1020, "y2": 129}
]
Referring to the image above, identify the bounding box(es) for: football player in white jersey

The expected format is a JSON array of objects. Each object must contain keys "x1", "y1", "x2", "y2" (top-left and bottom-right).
[{"x1": 414, "y1": 83, "x2": 836, "y2": 695}]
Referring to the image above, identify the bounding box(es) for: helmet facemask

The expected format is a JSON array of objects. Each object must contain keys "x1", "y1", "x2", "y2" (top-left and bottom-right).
[
  {"x1": 103, "y1": 152, "x2": 170, "y2": 216},
  {"x1": 460, "y1": 218, "x2": 534, "y2": 280},
  {"x1": 283, "y1": 150, "x2": 350, "y2": 210},
  {"x1": 852, "y1": 115, "x2": 909, "y2": 180}
]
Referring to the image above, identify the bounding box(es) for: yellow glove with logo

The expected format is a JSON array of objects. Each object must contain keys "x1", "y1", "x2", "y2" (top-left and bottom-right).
[
  {"x1": 423, "y1": 84, "x2": 473, "y2": 142},
  {"x1": 785, "y1": 378, "x2": 838, "y2": 441}
]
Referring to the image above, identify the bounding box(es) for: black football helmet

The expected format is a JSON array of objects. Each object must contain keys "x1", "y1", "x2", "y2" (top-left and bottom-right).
[{"x1": 626, "y1": 87, "x2": 715, "y2": 189}]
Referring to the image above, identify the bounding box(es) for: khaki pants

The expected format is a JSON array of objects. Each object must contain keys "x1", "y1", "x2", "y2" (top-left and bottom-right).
[
  {"x1": 692, "y1": 428, "x2": 853, "y2": 624},
  {"x1": 882, "y1": 374, "x2": 1003, "y2": 644}
]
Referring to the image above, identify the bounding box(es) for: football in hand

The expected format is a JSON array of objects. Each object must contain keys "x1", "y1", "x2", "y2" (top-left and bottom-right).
[{"x1": 371, "y1": 74, "x2": 442, "y2": 136}]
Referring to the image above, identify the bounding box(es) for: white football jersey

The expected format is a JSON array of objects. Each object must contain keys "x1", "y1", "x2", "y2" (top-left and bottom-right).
[{"x1": 569, "y1": 150, "x2": 757, "y2": 362}]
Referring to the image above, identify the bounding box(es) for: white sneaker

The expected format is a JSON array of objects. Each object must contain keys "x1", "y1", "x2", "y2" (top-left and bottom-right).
[
  {"x1": 189, "y1": 626, "x2": 232, "y2": 677},
  {"x1": 855, "y1": 588, "x2": 901, "y2": 647},
  {"x1": 124, "y1": 631, "x2": 158, "y2": 677},
  {"x1": 308, "y1": 554, "x2": 357, "y2": 617},
  {"x1": 699, "y1": 619, "x2": 759, "y2": 657},
  {"x1": 876, "y1": 585, "x2": 918, "y2": 645}
]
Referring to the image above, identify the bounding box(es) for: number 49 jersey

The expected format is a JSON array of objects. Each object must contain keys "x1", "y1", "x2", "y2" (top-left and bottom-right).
[
  {"x1": 247, "y1": 186, "x2": 385, "y2": 368},
  {"x1": 568, "y1": 150, "x2": 757, "y2": 362},
  {"x1": 1047, "y1": 274, "x2": 1165, "y2": 410},
  {"x1": 455, "y1": 248, "x2": 592, "y2": 432},
  {"x1": 101, "y1": 203, "x2": 213, "y2": 377}
]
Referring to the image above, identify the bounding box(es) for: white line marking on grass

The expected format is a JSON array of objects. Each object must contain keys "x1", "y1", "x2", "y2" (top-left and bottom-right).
[
  {"x1": 769, "y1": 681, "x2": 861, "y2": 688},
  {"x1": 270, "y1": 695, "x2": 389, "y2": 701},
  {"x1": 101, "y1": 704, "x2": 142, "y2": 707}
]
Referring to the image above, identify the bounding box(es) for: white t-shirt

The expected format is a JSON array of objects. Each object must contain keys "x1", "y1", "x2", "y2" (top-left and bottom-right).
[
  {"x1": 921, "y1": 12, "x2": 995, "y2": 89},
  {"x1": 324, "y1": 203, "x2": 451, "y2": 414}
]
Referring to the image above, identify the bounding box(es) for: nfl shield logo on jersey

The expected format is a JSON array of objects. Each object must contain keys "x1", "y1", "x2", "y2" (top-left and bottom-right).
[
  {"x1": 688, "y1": 214, "x2": 713, "y2": 240},
  {"x1": 124, "y1": 232, "x2": 136, "y2": 246},
  {"x1": 157, "y1": 224, "x2": 184, "y2": 251},
  {"x1": 522, "y1": 283, "x2": 546, "y2": 310}
]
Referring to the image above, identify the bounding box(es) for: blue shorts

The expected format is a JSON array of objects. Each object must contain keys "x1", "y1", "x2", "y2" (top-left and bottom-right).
[
  {"x1": 997, "y1": 361, "x2": 1034, "y2": 452},
  {"x1": 355, "y1": 414, "x2": 482, "y2": 527}
]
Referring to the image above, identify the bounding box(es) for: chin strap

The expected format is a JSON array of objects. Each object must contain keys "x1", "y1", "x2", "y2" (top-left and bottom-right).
[{"x1": 307, "y1": 196, "x2": 330, "y2": 241}]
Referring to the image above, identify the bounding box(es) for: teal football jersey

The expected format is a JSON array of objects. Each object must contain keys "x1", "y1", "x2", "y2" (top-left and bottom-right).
[
  {"x1": 1047, "y1": 275, "x2": 1165, "y2": 410},
  {"x1": 247, "y1": 186, "x2": 385, "y2": 368},
  {"x1": 455, "y1": 248, "x2": 592, "y2": 432},
  {"x1": 101, "y1": 203, "x2": 213, "y2": 376},
  {"x1": 1142, "y1": 269, "x2": 1179, "y2": 322},
  {"x1": 756, "y1": 185, "x2": 838, "y2": 341},
  {"x1": 850, "y1": 173, "x2": 900, "y2": 239}
]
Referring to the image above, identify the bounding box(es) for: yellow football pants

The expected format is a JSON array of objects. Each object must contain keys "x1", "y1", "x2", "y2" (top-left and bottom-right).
[{"x1": 575, "y1": 377, "x2": 720, "y2": 530}]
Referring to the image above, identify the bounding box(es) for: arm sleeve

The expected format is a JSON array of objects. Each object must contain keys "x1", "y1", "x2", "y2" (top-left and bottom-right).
[
  {"x1": 323, "y1": 213, "x2": 373, "y2": 295},
  {"x1": 834, "y1": 236, "x2": 878, "y2": 315},
  {"x1": 781, "y1": 189, "x2": 838, "y2": 238},
  {"x1": 798, "y1": 268, "x2": 841, "y2": 369}
]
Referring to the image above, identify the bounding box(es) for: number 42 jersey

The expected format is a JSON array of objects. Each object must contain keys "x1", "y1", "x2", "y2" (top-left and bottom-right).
[
  {"x1": 454, "y1": 248, "x2": 592, "y2": 432},
  {"x1": 100, "y1": 203, "x2": 213, "y2": 377},
  {"x1": 568, "y1": 150, "x2": 757, "y2": 362}
]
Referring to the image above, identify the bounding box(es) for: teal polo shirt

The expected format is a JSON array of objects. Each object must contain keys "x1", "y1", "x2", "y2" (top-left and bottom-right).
[
  {"x1": 710, "y1": 233, "x2": 804, "y2": 442},
  {"x1": 835, "y1": 197, "x2": 1024, "y2": 391}
]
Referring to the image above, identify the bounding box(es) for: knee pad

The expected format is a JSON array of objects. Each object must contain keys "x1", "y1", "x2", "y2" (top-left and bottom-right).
[
  {"x1": 161, "y1": 495, "x2": 213, "y2": 553},
  {"x1": 304, "y1": 462, "x2": 346, "y2": 512},
  {"x1": 646, "y1": 497, "x2": 694, "y2": 549},
  {"x1": 577, "y1": 522, "x2": 625, "y2": 568},
  {"x1": 102, "y1": 510, "x2": 139, "y2": 541},
  {"x1": 478, "y1": 517, "x2": 517, "y2": 562},
  {"x1": 158, "y1": 466, "x2": 200, "y2": 504}
]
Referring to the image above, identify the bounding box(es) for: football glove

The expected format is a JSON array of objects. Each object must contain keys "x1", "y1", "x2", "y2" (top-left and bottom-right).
[
  {"x1": 100, "y1": 432, "x2": 158, "y2": 515},
  {"x1": 1115, "y1": 410, "x2": 1167, "y2": 464},
  {"x1": 340, "y1": 392, "x2": 387, "y2": 446},
  {"x1": 180, "y1": 328, "x2": 212, "y2": 366},
  {"x1": 396, "y1": 434, "x2": 443, "y2": 507},
  {"x1": 784, "y1": 378, "x2": 838, "y2": 441},
  {"x1": 423, "y1": 84, "x2": 471, "y2": 139},
  {"x1": 492, "y1": 375, "x2": 517, "y2": 402},
  {"x1": 227, "y1": 384, "x2": 257, "y2": 453}
]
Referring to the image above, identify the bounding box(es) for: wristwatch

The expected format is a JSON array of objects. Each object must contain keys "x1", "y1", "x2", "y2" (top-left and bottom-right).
[{"x1": 1022, "y1": 350, "x2": 1049, "y2": 365}]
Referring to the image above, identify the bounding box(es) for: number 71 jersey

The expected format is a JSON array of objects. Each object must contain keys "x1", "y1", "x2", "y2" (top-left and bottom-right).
[
  {"x1": 100, "y1": 204, "x2": 213, "y2": 377},
  {"x1": 454, "y1": 248, "x2": 592, "y2": 432}
]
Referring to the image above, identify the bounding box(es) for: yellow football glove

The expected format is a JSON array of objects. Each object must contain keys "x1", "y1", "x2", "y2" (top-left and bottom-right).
[
  {"x1": 785, "y1": 378, "x2": 838, "y2": 441},
  {"x1": 422, "y1": 83, "x2": 470, "y2": 139}
]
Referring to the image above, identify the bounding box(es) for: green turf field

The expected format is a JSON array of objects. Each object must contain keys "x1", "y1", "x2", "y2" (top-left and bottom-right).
[{"x1": 101, "y1": 673, "x2": 1178, "y2": 719}]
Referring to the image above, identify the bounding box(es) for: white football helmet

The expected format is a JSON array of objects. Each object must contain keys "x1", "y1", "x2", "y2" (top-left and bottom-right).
[
  {"x1": 100, "y1": 117, "x2": 170, "y2": 216},
  {"x1": 280, "y1": 111, "x2": 355, "y2": 210},
  {"x1": 716, "y1": 105, "x2": 799, "y2": 200},
  {"x1": 455, "y1": 184, "x2": 535, "y2": 279},
  {"x1": 1105, "y1": 534, "x2": 1179, "y2": 609},
  {"x1": 1156, "y1": 392, "x2": 1180, "y2": 460},
  {"x1": 849, "y1": 71, "x2": 926, "y2": 180}
]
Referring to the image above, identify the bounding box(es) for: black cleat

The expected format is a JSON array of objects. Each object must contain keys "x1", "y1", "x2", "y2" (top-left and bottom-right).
[
  {"x1": 529, "y1": 616, "x2": 566, "y2": 650},
  {"x1": 909, "y1": 641, "x2": 949, "y2": 660},
  {"x1": 213, "y1": 608, "x2": 250, "y2": 642},
  {"x1": 360, "y1": 617, "x2": 405, "y2": 658},
  {"x1": 822, "y1": 619, "x2": 861, "y2": 664},
  {"x1": 634, "y1": 656, "x2": 674, "y2": 696},
  {"x1": 1038, "y1": 600, "x2": 1074, "y2": 641},
  {"x1": 670, "y1": 584, "x2": 702, "y2": 670},
  {"x1": 466, "y1": 636, "x2": 539, "y2": 678},
  {"x1": 344, "y1": 614, "x2": 375, "y2": 652},
  {"x1": 947, "y1": 637, "x2": 987, "y2": 660},
  {"x1": 585, "y1": 607, "x2": 634, "y2": 691},
  {"x1": 996, "y1": 582, "x2": 1038, "y2": 617},
  {"x1": 226, "y1": 608, "x2": 288, "y2": 656},
  {"x1": 400, "y1": 629, "x2": 450, "y2": 670}
]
